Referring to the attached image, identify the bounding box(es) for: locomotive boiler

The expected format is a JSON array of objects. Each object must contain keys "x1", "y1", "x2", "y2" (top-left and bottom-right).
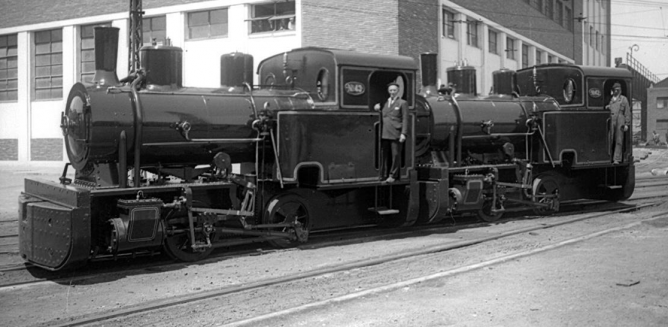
[{"x1": 19, "y1": 27, "x2": 635, "y2": 270}]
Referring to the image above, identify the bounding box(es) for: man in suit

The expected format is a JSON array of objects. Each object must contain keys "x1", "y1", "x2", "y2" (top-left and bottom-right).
[
  {"x1": 607, "y1": 82, "x2": 631, "y2": 164},
  {"x1": 374, "y1": 82, "x2": 409, "y2": 183}
]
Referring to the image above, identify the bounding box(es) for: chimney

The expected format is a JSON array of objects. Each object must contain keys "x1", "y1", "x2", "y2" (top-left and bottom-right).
[
  {"x1": 420, "y1": 52, "x2": 438, "y2": 95},
  {"x1": 92, "y1": 27, "x2": 120, "y2": 86}
]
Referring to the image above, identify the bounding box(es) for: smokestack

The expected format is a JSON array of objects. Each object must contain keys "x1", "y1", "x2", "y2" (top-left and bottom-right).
[
  {"x1": 92, "y1": 27, "x2": 120, "y2": 86},
  {"x1": 420, "y1": 52, "x2": 438, "y2": 95}
]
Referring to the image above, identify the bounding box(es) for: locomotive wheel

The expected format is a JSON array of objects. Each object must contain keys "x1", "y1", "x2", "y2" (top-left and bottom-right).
[
  {"x1": 263, "y1": 194, "x2": 311, "y2": 248},
  {"x1": 163, "y1": 228, "x2": 218, "y2": 262},
  {"x1": 477, "y1": 198, "x2": 503, "y2": 222},
  {"x1": 532, "y1": 173, "x2": 560, "y2": 216}
]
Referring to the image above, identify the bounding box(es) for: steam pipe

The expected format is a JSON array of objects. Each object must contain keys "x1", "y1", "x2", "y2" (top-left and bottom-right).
[
  {"x1": 119, "y1": 130, "x2": 127, "y2": 188},
  {"x1": 449, "y1": 95, "x2": 463, "y2": 166},
  {"x1": 130, "y1": 74, "x2": 145, "y2": 186}
]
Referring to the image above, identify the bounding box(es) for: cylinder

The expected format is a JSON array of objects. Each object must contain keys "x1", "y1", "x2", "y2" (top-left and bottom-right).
[
  {"x1": 492, "y1": 69, "x2": 517, "y2": 95},
  {"x1": 447, "y1": 65, "x2": 477, "y2": 95},
  {"x1": 221, "y1": 52, "x2": 254, "y2": 87},
  {"x1": 92, "y1": 27, "x2": 120, "y2": 86},
  {"x1": 140, "y1": 45, "x2": 183, "y2": 89}
]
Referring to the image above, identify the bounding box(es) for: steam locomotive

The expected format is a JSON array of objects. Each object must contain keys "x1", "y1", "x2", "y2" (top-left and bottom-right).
[{"x1": 19, "y1": 27, "x2": 634, "y2": 270}]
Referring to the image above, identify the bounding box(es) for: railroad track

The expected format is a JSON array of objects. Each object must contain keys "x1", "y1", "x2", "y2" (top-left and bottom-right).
[
  {"x1": 39, "y1": 202, "x2": 663, "y2": 327},
  {"x1": 1, "y1": 175, "x2": 667, "y2": 288}
]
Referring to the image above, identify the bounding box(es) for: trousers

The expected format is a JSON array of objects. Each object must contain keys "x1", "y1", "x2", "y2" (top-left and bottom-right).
[{"x1": 381, "y1": 139, "x2": 402, "y2": 179}]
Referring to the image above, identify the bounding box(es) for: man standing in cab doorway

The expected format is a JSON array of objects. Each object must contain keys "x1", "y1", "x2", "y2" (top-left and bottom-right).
[
  {"x1": 374, "y1": 82, "x2": 409, "y2": 183},
  {"x1": 607, "y1": 82, "x2": 631, "y2": 164}
]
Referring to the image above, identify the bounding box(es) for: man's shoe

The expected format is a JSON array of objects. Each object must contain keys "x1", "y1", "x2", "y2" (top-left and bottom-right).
[
  {"x1": 384, "y1": 177, "x2": 395, "y2": 183},
  {"x1": 613, "y1": 161, "x2": 620, "y2": 165}
]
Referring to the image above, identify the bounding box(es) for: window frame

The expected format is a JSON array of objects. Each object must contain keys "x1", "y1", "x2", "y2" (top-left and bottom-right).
[
  {"x1": 0, "y1": 34, "x2": 18, "y2": 102},
  {"x1": 143, "y1": 15, "x2": 167, "y2": 46},
  {"x1": 488, "y1": 29, "x2": 498, "y2": 54},
  {"x1": 466, "y1": 19, "x2": 479, "y2": 48},
  {"x1": 186, "y1": 8, "x2": 229, "y2": 40},
  {"x1": 442, "y1": 8, "x2": 456, "y2": 39},
  {"x1": 522, "y1": 44, "x2": 529, "y2": 68},
  {"x1": 657, "y1": 97, "x2": 668, "y2": 109},
  {"x1": 506, "y1": 37, "x2": 516, "y2": 60},
  {"x1": 33, "y1": 28, "x2": 63, "y2": 100},
  {"x1": 249, "y1": 0, "x2": 296, "y2": 34}
]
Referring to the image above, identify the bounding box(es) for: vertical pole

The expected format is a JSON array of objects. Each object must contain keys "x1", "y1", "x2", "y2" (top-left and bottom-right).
[{"x1": 128, "y1": 0, "x2": 144, "y2": 72}]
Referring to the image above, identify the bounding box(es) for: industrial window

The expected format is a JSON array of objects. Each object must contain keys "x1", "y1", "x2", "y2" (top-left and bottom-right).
[
  {"x1": 506, "y1": 37, "x2": 516, "y2": 60},
  {"x1": 466, "y1": 19, "x2": 479, "y2": 48},
  {"x1": 80, "y1": 23, "x2": 111, "y2": 84},
  {"x1": 442, "y1": 9, "x2": 456, "y2": 39},
  {"x1": 34, "y1": 29, "x2": 63, "y2": 100},
  {"x1": 536, "y1": 50, "x2": 542, "y2": 65},
  {"x1": 545, "y1": 0, "x2": 553, "y2": 20},
  {"x1": 250, "y1": 1, "x2": 295, "y2": 34},
  {"x1": 590, "y1": 26, "x2": 594, "y2": 46},
  {"x1": 596, "y1": 31, "x2": 600, "y2": 50},
  {"x1": 522, "y1": 44, "x2": 529, "y2": 68},
  {"x1": 657, "y1": 97, "x2": 668, "y2": 109},
  {"x1": 488, "y1": 30, "x2": 498, "y2": 54},
  {"x1": 565, "y1": 7, "x2": 573, "y2": 31},
  {"x1": 143, "y1": 16, "x2": 166, "y2": 46},
  {"x1": 0, "y1": 34, "x2": 18, "y2": 101},
  {"x1": 187, "y1": 8, "x2": 228, "y2": 39}
]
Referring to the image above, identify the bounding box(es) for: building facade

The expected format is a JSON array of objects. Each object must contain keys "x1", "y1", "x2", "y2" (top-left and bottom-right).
[
  {"x1": 0, "y1": 0, "x2": 609, "y2": 162},
  {"x1": 647, "y1": 80, "x2": 668, "y2": 145}
]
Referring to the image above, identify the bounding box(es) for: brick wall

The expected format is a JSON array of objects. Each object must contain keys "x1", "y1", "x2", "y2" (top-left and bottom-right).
[
  {"x1": 301, "y1": 0, "x2": 399, "y2": 56},
  {"x1": 398, "y1": 0, "x2": 439, "y2": 82},
  {"x1": 30, "y1": 138, "x2": 63, "y2": 161},
  {"x1": 452, "y1": 0, "x2": 575, "y2": 59},
  {"x1": 0, "y1": 139, "x2": 18, "y2": 160}
]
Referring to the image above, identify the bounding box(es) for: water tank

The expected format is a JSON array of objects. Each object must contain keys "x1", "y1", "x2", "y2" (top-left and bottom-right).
[
  {"x1": 220, "y1": 52, "x2": 254, "y2": 87},
  {"x1": 492, "y1": 69, "x2": 518, "y2": 95},
  {"x1": 140, "y1": 45, "x2": 183, "y2": 89},
  {"x1": 447, "y1": 65, "x2": 477, "y2": 95}
]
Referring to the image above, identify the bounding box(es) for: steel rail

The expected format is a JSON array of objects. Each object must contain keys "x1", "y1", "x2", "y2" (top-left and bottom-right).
[{"x1": 47, "y1": 202, "x2": 659, "y2": 327}]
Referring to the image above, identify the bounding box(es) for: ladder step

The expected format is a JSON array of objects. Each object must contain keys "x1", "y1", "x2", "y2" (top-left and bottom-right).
[{"x1": 368, "y1": 207, "x2": 400, "y2": 215}]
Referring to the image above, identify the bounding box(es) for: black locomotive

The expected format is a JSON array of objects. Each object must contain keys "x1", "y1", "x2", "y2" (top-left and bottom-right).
[{"x1": 19, "y1": 27, "x2": 634, "y2": 270}]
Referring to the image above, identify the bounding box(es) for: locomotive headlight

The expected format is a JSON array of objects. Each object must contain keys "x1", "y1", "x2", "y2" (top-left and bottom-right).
[{"x1": 563, "y1": 79, "x2": 575, "y2": 104}]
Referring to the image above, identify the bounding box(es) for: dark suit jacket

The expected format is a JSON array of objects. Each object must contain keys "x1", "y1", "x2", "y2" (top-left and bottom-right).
[{"x1": 381, "y1": 97, "x2": 409, "y2": 140}]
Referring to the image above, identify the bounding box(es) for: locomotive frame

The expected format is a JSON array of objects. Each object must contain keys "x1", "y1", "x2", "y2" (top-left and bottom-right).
[{"x1": 18, "y1": 27, "x2": 634, "y2": 270}]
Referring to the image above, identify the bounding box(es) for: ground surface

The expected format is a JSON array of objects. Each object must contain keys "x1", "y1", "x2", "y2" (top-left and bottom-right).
[{"x1": 0, "y1": 148, "x2": 667, "y2": 327}]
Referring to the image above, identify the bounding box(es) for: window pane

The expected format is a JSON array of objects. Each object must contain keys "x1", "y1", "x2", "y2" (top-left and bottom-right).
[
  {"x1": 36, "y1": 77, "x2": 51, "y2": 88},
  {"x1": 51, "y1": 41, "x2": 62, "y2": 53},
  {"x1": 35, "y1": 31, "x2": 51, "y2": 44},
  {"x1": 7, "y1": 79, "x2": 17, "y2": 89},
  {"x1": 0, "y1": 36, "x2": 6, "y2": 48},
  {"x1": 210, "y1": 9, "x2": 227, "y2": 24},
  {"x1": 189, "y1": 11, "x2": 209, "y2": 27},
  {"x1": 81, "y1": 25, "x2": 95, "y2": 38},
  {"x1": 52, "y1": 53, "x2": 62, "y2": 65},
  {"x1": 36, "y1": 66, "x2": 51, "y2": 77},
  {"x1": 51, "y1": 29, "x2": 62, "y2": 42},
  {"x1": 7, "y1": 47, "x2": 17, "y2": 57},
  {"x1": 189, "y1": 26, "x2": 208, "y2": 39},
  {"x1": 254, "y1": 3, "x2": 274, "y2": 17},
  {"x1": 0, "y1": 70, "x2": 5, "y2": 79},
  {"x1": 52, "y1": 76, "x2": 63, "y2": 87},
  {"x1": 82, "y1": 49, "x2": 95, "y2": 62},
  {"x1": 210, "y1": 23, "x2": 228, "y2": 37},
  {"x1": 152, "y1": 16, "x2": 166, "y2": 30},
  {"x1": 81, "y1": 38, "x2": 94, "y2": 49},
  {"x1": 51, "y1": 65, "x2": 62, "y2": 75},
  {"x1": 0, "y1": 80, "x2": 6, "y2": 89},
  {"x1": 35, "y1": 54, "x2": 51, "y2": 66},
  {"x1": 82, "y1": 61, "x2": 95, "y2": 73},
  {"x1": 7, "y1": 34, "x2": 17, "y2": 46},
  {"x1": 0, "y1": 58, "x2": 5, "y2": 69},
  {"x1": 276, "y1": 1, "x2": 295, "y2": 15},
  {"x1": 35, "y1": 43, "x2": 51, "y2": 55},
  {"x1": 35, "y1": 89, "x2": 51, "y2": 99}
]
